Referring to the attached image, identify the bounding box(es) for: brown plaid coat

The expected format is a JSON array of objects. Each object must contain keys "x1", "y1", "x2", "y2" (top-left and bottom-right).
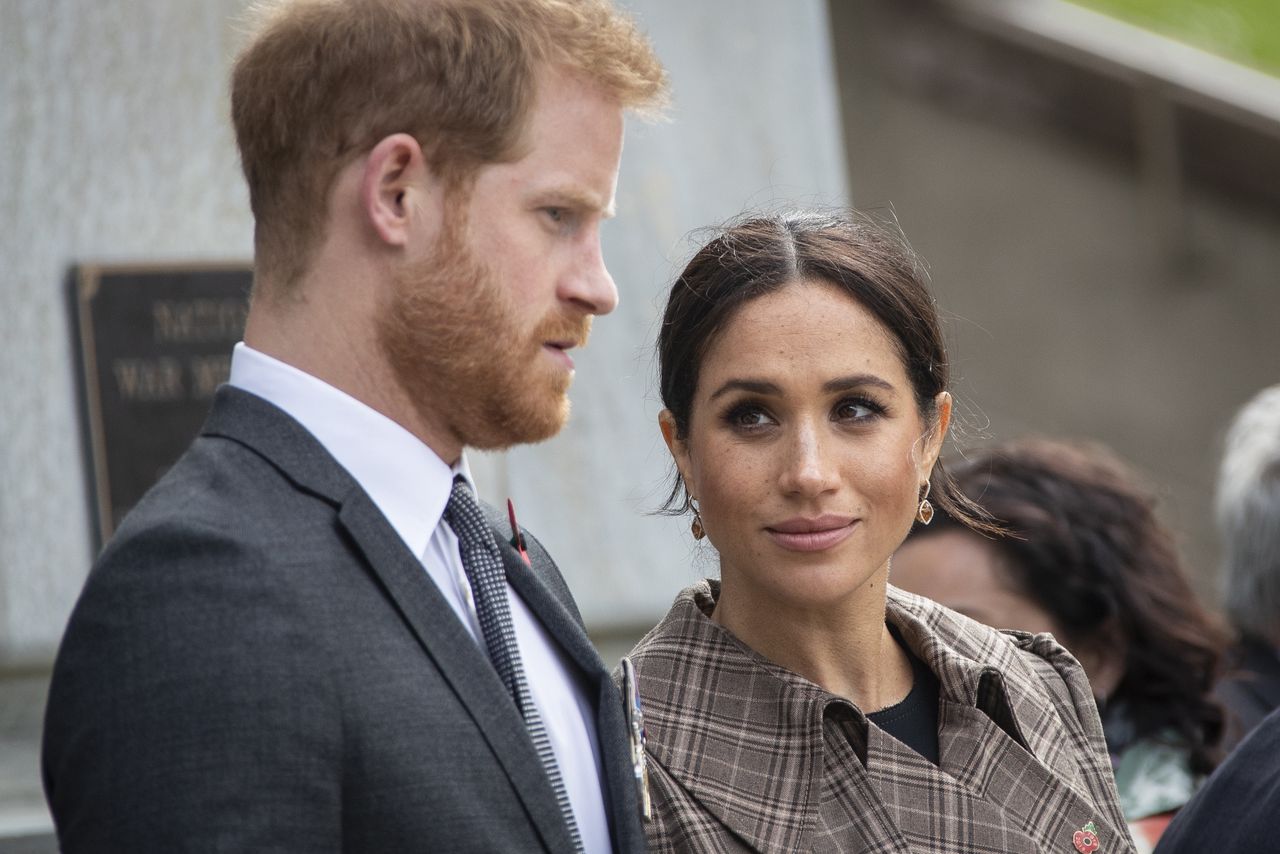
[{"x1": 621, "y1": 581, "x2": 1136, "y2": 853}]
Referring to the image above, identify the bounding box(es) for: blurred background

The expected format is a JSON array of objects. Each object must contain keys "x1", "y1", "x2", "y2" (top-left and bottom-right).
[{"x1": 1, "y1": 0, "x2": 1276, "y2": 848}]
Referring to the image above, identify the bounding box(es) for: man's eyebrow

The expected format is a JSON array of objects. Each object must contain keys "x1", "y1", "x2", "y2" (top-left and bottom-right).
[
  {"x1": 530, "y1": 185, "x2": 616, "y2": 219},
  {"x1": 708, "y1": 379, "x2": 781, "y2": 401}
]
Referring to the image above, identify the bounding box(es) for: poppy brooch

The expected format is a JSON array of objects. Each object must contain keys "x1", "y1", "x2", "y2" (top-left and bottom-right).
[{"x1": 1072, "y1": 820, "x2": 1101, "y2": 853}]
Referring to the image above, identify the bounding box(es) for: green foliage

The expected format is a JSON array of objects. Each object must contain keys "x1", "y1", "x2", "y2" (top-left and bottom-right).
[{"x1": 1070, "y1": 0, "x2": 1280, "y2": 76}]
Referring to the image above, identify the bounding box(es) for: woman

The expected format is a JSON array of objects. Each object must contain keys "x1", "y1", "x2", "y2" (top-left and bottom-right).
[
  {"x1": 892, "y1": 440, "x2": 1225, "y2": 852},
  {"x1": 623, "y1": 210, "x2": 1133, "y2": 853}
]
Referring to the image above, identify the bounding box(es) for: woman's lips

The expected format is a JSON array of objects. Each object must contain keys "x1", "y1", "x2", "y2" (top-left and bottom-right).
[{"x1": 765, "y1": 516, "x2": 857, "y2": 552}]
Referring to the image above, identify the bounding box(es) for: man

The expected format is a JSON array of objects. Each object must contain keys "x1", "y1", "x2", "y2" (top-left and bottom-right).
[
  {"x1": 42, "y1": 1, "x2": 666, "y2": 851},
  {"x1": 1213, "y1": 384, "x2": 1280, "y2": 748},
  {"x1": 1154, "y1": 706, "x2": 1280, "y2": 853}
]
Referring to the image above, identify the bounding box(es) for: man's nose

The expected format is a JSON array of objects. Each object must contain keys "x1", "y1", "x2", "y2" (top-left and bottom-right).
[{"x1": 560, "y1": 236, "x2": 619, "y2": 316}]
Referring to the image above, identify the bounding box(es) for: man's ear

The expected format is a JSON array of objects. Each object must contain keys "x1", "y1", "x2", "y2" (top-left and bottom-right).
[
  {"x1": 659, "y1": 410, "x2": 695, "y2": 496},
  {"x1": 360, "y1": 133, "x2": 440, "y2": 248}
]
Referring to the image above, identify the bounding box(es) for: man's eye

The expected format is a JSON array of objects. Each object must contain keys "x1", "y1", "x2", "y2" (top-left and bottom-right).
[{"x1": 544, "y1": 207, "x2": 565, "y2": 223}]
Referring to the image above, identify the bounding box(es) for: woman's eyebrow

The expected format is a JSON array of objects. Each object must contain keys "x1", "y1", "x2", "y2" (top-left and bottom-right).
[
  {"x1": 822, "y1": 374, "x2": 894, "y2": 394},
  {"x1": 709, "y1": 374, "x2": 896, "y2": 401},
  {"x1": 708, "y1": 378, "x2": 780, "y2": 401}
]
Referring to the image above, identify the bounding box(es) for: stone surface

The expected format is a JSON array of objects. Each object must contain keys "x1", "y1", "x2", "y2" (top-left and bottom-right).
[
  {"x1": 828, "y1": 0, "x2": 1280, "y2": 600},
  {"x1": 501, "y1": 0, "x2": 850, "y2": 628},
  {"x1": 0, "y1": 0, "x2": 846, "y2": 662},
  {"x1": 0, "y1": 675, "x2": 52, "y2": 842},
  {"x1": 0, "y1": 0, "x2": 253, "y2": 665},
  {"x1": 0, "y1": 0, "x2": 847, "y2": 831}
]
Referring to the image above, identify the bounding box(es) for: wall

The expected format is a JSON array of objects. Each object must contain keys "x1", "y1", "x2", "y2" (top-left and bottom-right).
[
  {"x1": 0, "y1": 0, "x2": 848, "y2": 663},
  {"x1": 828, "y1": 0, "x2": 1280, "y2": 599},
  {"x1": 0, "y1": 0, "x2": 848, "y2": 839}
]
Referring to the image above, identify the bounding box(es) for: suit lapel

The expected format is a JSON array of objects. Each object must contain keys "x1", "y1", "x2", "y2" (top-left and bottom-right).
[
  {"x1": 498, "y1": 543, "x2": 603, "y2": 677},
  {"x1": 203, "y1": 387, "x2": 574, "y2": 854},
  {"x1": 493, "y1": 533, "x2": 646, "y2": 854}
]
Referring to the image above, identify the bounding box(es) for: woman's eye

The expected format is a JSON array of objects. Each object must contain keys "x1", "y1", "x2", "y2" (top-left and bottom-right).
[
  {"x1": 725, "y1": 404, "x2": 774, "y2": 430},
  {"x1": 835, "y1": 398, "x2": 880, "y2": 421}
]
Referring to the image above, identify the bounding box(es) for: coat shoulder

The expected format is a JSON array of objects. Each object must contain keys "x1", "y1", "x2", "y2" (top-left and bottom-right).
[{"x1": 887, "y1": 585, "x2": 1088, "y2": 692}]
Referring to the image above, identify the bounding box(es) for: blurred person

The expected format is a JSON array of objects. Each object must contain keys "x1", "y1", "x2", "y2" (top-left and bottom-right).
[
  {"x1": 42, "y1": 1, "x2": 666, "y2": 852},
  {"x1": 621, "y1": 211, "x2": 1133, "y2": 853},
  {"x1": 1153, "y1": 705, "x2": 1280, "y2": 854},
  {"x1": 1213, "y1": 384, "x2": 1280, "y2": 747},
  {"x1": 893, "y1": 439, "x2": 1226, "y2": 851}
]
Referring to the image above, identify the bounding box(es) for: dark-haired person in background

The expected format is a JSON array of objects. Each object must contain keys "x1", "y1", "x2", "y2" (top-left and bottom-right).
[
  {"x1": 622, "y1": 211, "x2": 1133, "y2": 853},
  {"x1": 1213, "y1": 385, "x2": 1280, "y2": 749},
  {"x1": 894, "y1": 439, "x2": 1225, "y2": 852}
]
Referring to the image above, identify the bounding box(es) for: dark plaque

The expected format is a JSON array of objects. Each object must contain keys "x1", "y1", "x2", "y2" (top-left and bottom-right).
[{"x1": 71, "y1": 264, "x2": 252, "y2": 548}]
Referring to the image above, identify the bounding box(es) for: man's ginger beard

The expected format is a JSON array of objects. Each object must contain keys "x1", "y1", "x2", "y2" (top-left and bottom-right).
[{"x1": 377, "y1": 219, "x2": 592, "y2": 451}]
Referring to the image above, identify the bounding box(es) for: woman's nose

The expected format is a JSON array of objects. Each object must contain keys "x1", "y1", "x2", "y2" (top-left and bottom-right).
[{"x1": 778, "y1": 422, "x2": 840, "y2": 497}]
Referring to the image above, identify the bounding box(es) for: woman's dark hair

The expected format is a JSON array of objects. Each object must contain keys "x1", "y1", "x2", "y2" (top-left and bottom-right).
[
  {"x1": 656, "y1": 208, "x2": 996, "y2": 534},
  {"x1": 907, "y1": 438, "x2": 1226, "y2": 774}
]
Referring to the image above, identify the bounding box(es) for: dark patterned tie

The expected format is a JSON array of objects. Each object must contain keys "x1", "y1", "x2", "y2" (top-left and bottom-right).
[{"x1": 443, "y1": 477, "x2": 584, "y2": 853}]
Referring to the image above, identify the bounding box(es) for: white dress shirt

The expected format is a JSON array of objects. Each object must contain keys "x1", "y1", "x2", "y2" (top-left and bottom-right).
[{"x1": 228, "y1": 343, "x2": 611, "y2": 853}]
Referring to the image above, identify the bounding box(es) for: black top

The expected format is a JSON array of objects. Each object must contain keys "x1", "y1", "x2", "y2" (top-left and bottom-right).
[{"x1": 867, "y1": 631, "x2": 941, "y2": 764}]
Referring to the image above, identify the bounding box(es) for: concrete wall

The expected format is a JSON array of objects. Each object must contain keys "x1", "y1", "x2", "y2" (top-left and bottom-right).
[
  {"x1": 496, "y1": 0, "x2": 849, "y2": 641},
  {"x1": 829, "y1": 0, "x2": 1280, "y2": 600},
  {"x1": 1, "y1": 1, "x2": 252, "y2": 669},
  {"x1": 0, "y1": 0, "x2": 848, "y2": 838},
  {"x1": 0, "y1": 0, "x2": 847, "y2": 667}
]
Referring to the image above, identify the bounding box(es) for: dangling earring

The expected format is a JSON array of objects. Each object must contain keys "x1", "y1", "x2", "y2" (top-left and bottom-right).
[
  {"x1": 689, "y1": 497, "x2": 706, "y2": 540},
  {"x1": 916, "y1": 481, "x2": 934, "y2": 525}
]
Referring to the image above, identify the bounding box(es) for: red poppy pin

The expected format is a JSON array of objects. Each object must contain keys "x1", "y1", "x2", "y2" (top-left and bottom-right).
[
  {"x1": 507, "y1": 499, "x2": 532, "y2": 567},
  {"x1": 1072, "y1": 821, "x2": 1100, "y2": 853}
]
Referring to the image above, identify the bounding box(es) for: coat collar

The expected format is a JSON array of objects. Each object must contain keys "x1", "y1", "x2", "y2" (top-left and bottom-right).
[
  {"x1": 202, "y1": 384, "x2": 356, "y2": 506},
  {"x1": 629, "y1": 580, "x2": 1091, "y2": 853},
  {"x1": 628, "y1": 581, "x2": 830, "y2": 851},
  {"x1": 884, "y1": 586, "x2": 1096, "y2": 791}
]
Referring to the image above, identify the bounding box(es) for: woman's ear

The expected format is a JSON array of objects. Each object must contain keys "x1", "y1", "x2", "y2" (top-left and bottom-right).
[
  {"x1": 919, "y1": 391, "x2": 953, "y2": 478},
  {"x1": 658, "y1": 410, "x2": 695, "y2": 496}
]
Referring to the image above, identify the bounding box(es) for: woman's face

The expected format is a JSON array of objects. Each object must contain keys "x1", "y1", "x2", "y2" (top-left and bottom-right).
[{"x1": 662, "y1": 279, "x2": 950, "y2": 612}]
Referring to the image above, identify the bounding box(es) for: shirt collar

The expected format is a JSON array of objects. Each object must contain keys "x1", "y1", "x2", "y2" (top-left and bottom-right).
[{"x1": 227, "y1": 342, "x2": 470, "y2": 558}]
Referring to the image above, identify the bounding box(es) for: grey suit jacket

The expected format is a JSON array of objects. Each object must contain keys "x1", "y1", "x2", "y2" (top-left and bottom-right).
[{"x1": 43, "y1": 386, "x2": 644, "y2": 853}]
